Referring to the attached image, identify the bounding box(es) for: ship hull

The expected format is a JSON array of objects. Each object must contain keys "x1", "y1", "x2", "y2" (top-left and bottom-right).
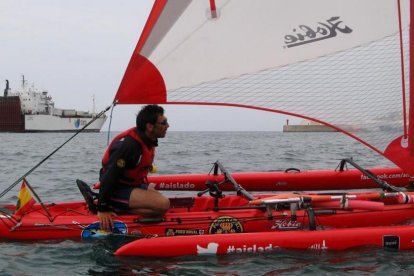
[
  {"x1": 0, "y1": 96, "x2": 24, "y2": 132},
  {"x1": 0, "y1": 96, "x2": 106, "y2": 132},
  {"x1": 24, "y1": 114, "x2": 106, "y2": 132}
]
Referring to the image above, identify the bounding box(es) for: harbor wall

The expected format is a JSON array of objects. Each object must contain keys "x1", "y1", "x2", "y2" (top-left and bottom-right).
[{"x1": 283, "y1": 125, "x2": 337, "y2": 132}]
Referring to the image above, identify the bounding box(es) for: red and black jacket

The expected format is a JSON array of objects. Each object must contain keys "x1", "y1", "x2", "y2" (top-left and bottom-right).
[{"x1": 98, "y1": 127, "x2": 156, "y2": 211}]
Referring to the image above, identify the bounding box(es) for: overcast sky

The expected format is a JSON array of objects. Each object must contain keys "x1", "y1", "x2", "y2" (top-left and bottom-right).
[{"x1": 0, "y1": 0, "x2": 297, "y2": 131}]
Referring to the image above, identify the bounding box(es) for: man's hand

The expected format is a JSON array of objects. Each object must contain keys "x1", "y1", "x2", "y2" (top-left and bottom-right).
[{"x1": 97, "y1": 211, "x2": 116, "y2": 232}]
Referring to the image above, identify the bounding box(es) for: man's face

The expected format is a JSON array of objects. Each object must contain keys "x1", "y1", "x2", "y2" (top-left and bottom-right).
[{"x1": 147, "y1": 114, "x2": 169, "y2": 139}]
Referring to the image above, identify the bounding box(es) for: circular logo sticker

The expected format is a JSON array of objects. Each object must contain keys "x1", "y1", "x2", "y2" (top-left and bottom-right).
[
  {"x1": 116, "y1": 159, "x2": 126, "y2": 168},
  {"x1": 208, "y1": 216, "x2": 243, "y2": 234},
  {"x1": 81, "y1": 221, "x2": 128, "y2": 239}
]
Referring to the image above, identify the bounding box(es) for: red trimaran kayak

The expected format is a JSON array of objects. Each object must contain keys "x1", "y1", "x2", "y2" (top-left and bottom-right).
[{"x1": 2, "y1": 0, "x2": 414, "y2": 258}]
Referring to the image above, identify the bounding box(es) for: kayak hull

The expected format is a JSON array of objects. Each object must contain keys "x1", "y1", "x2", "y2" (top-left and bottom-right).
[
  {"x1": 115, "y1": 225, "x2": 414, "y2": 257},
  {"x1": 1, "y1": 193, "x2": 414, "y2": 241}
]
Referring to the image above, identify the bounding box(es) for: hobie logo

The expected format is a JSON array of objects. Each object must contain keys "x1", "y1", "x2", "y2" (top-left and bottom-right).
[
  {"x1": 272, "y1": 219, "x2": 301, "y2": 230},
  {"x1": 284, "y1": 17, "x2": 352, "y2": 48}
]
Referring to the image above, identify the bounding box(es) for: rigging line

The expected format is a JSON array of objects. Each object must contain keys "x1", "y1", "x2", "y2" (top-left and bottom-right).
[
  {"x1": 106, "y1": 103, "x2": 116, "y2": 145},
  {"x1": 397, "y1": 0, "x2": 408, "y2": 138},
  {"x1": 0, "y1": 104, "x2": 113, "y2": 199}
]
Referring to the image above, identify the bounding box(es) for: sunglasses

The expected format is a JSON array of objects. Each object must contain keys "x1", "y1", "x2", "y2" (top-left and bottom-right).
[{"x1": 156, "y1": 119, "x2": 168, "y2": 126}]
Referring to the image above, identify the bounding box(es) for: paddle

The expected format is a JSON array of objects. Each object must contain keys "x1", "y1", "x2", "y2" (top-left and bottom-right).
[{"x1": 250, "y1": 194, "x2": 385, "y2": 211}]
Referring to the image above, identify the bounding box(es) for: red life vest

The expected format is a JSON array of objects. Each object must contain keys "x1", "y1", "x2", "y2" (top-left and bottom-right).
[{"x1": 101, "y1": 127, "x2": 155, "y2": 186}]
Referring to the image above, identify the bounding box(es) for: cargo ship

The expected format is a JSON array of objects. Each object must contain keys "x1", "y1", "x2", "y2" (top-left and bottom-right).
[{"x1": 0, "y1": 77, "x2": 106, "y2": 132}]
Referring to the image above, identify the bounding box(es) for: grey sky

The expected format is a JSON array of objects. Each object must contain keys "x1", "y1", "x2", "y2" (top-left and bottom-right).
[{"x1": 0, "y1": 0, "x2": 295, "y2": 131}]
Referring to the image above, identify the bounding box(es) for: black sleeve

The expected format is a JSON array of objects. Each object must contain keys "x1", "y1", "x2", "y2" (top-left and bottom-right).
[{"x1": 97, "y1": 136, "x2": 142, "y2": 212}]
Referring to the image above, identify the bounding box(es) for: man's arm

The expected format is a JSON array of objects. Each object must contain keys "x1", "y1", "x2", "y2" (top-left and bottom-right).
[{"x1": 97, "y1": 137, "x2": 141, "y2": 211}]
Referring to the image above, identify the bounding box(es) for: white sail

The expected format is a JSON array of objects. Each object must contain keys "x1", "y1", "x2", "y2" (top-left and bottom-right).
[
  {"x1": 144, "y1": 0, "x2": 409, "y2": 90},
  {"x1": 116, "y1": 0, "x2": 413, "y2": 174}
]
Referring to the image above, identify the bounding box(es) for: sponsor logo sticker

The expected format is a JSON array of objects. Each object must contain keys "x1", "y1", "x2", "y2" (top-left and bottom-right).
[
  {"x1": 81, "y1": 221, "x2": 127, "y2": 239},
  {"x1": 284, "y1": 17, "x2": 352, "y2": 48},
  {"x1": 272, "y1": 219, "x2": 302, "y2": 230},
  {"x1": 116, "y1": 159, "x2": 126, "y2": 168},
  {"x1": 165, "y1": 228, "x2": 205, "y2": 236},
  {"x1": 226, "y1": 243, "x2": 278, "y2": 254},
  {"x1": 197, "y1": 243, "x2": 219, "y2": 255},
  {"x1": 209, "y1": 216, "x2": 243, "y2": 234},
  {"x1": 383, "y1": 235, "x2": 400, "y2": 249},
  {"x1": 159, "y1": 182, "x2": 196, "y2": 190}
]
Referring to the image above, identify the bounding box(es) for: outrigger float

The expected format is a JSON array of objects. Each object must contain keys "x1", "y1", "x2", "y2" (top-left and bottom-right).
[
  {"x1": 148, "y1": 162, "x2": 410, "y2": 192},
  {"x1": 115, "y1": 225, "x2": 414, "y2": 257}
]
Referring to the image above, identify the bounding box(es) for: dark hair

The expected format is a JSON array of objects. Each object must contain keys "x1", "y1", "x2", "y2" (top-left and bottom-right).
[{"x1": 136, "y1": 104, "x2": 164, "y2": 131}]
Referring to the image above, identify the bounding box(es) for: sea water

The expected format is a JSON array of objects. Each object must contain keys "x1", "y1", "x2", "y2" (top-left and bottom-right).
[{"x1": 0, "y1": 131, "x2": 411, "y2": 275}]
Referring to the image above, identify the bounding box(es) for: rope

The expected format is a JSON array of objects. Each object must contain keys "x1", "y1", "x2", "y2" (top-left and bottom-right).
[{"x1": 106, "y1": 103, "x2": 116, "y2": 145}]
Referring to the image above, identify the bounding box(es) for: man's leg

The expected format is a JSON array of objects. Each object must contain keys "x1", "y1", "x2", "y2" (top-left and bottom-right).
[{"x1": 128, "y1": 188, "x2": 170, "y2": 216}]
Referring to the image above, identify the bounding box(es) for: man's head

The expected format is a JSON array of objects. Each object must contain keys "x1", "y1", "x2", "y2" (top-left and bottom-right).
[{"x1": 136, "y1": 104, "x2": 169, "y2": 139}]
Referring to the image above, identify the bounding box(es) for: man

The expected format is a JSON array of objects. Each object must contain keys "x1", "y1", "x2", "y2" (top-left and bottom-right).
[{"x1": 97, "y1": 104, "x2": 170, "y2": 231}]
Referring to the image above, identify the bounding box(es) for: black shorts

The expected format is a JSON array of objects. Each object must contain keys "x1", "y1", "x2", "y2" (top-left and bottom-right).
[{"x1": 109, "y1": 184, "x2": 148, "y2": 210}]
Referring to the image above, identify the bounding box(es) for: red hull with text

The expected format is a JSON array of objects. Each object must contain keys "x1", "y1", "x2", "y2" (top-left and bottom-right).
[
  {"x1": 2, "y1": 190, "x2": 414, "y2": 241},
  {"x1": 149, "y1": 167, "x2": 411, "y2": 191},
  {"x1": 115, "y1": 225, "x2": 414, "y2": 257}
]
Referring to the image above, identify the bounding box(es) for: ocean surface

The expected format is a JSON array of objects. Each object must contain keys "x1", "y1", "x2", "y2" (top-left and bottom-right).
[{"x1": 0, "y1": 131, "x2": 411, "y2": 275}]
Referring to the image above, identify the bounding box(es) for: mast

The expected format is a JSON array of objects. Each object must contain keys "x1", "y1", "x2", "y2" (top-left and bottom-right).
[
  {"x1": 410, "y1": 0, "x2": 414, "y2": 156},
  {"x1": 21, "y1": 75, "x2": 26, "y2": 89}
]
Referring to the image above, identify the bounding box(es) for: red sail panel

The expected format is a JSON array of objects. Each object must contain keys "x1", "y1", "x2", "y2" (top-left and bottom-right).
[
  {"x1": 115, "y1": 54, "x2": 166, "y2": 104},
  {"x1": 114, "y1": 0, "x2": 191, "y2": 104},
  {"x1": 115, "y1": 0, "x2": 168, "y2": 104},
  {"x1": 385, "y1": 136, "x2": 414, "y2": 175}
]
